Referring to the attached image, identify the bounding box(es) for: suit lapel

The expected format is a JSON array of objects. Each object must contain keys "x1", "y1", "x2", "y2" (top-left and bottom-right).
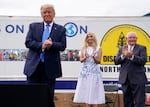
[
  {"x1": 49, "y1": 23, "x2": 57, "y2": 38},
  {"x1": 133, "y1": 44, "x2": 138, "y2": 53},
  {"x1": 39, "y1": 22, "x2": 44, "y2": 40}
]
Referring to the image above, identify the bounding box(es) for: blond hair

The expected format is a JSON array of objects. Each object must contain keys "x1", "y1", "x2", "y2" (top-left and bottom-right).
[
  {"x1": 81, "y1": 32, "x2": 98, "y2": 52},
  {"x1": 40, "y1": 4, "x2": 55, "y2": 14}
]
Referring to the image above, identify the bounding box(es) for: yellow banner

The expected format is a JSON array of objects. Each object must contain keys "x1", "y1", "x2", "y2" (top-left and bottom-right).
[{"x1": 101, "y1": 24, "x2": 150, "y2": 65}]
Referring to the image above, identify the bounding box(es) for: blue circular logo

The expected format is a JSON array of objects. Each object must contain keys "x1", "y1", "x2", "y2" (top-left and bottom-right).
[{"x1": 64, "y1": 22, "x2": 78, "y2": 37}]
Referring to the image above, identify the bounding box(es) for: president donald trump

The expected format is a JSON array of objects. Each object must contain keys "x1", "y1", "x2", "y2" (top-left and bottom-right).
[{"x1": 24, "y1": 4, "x2": 66, "y2": 107}]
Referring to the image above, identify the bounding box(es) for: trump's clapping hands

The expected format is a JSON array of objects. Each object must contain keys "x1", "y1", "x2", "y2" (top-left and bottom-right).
[{"x1": 42, "y1": 38, "x2": 53, "y2": 49}]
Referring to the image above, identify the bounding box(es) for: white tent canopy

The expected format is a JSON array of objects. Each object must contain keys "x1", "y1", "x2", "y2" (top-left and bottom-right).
[{"x1": 0, "y1": 0, "x2": 150, "y2": 16}]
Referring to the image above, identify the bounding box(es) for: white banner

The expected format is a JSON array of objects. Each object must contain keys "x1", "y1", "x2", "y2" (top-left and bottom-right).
[{"x1": 0, "y1": 16, "x2": 150, "y2": 80}]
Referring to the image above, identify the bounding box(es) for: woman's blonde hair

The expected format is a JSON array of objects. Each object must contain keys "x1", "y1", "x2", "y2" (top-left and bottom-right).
[{"x1": 81, "y1": 32, "x2": 98, "y2": 52}]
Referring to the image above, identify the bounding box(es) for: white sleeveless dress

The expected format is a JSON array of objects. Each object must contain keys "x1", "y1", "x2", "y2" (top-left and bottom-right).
[{"x1": 73, "y1": 47, "x2": 105, "y2": 104}]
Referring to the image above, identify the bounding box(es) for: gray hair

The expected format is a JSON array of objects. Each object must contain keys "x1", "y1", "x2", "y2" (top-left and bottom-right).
[{"x1": 126, "y1": 32, "x2": 137, "y2": 38}]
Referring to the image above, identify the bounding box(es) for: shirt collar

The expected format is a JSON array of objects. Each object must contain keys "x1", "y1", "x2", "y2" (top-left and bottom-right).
[
  {"x1": 128, "y1": 45, "x2": 135, "y2": 51},
  {"x1": 44, "y1": 22, "x2": 54, "y2": 27}
]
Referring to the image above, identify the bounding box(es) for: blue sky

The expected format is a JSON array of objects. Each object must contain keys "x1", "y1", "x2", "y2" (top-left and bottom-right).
[{"x1": 0, "y1": 0, "x2": 150, "y2": 16}]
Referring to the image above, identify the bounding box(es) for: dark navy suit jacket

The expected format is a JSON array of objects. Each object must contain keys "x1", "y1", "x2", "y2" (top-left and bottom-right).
[
  {"x1": 24, "y1": 22, "x2": 66, "y2": 79},
  {"x1": 114, "y1": 44, "x2": 147, "y2": 84}
]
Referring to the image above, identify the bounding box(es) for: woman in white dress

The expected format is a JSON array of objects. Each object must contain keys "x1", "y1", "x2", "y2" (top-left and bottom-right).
[{"x1": 73, "y1": 32, "x2": 105, "y2": 107}]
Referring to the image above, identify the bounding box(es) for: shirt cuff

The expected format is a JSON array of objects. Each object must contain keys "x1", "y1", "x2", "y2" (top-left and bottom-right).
[
  {"x1": 42, "y1": 48, "x2": 44, "y2": 52},
  {"x1": 130, "y1": 55, "x2": 134, "y2": 60},
  {"x1": 121, "y1": 54, "x2": 125, "y2": 60}
]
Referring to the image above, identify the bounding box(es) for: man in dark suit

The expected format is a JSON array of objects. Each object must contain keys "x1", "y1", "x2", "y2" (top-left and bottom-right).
[
  {"x1": 24, "y1": 4, "x2": 66, "y2": 107},
  {"x1": 114, "y1": 32, "x2": 147, "y2": 107}
]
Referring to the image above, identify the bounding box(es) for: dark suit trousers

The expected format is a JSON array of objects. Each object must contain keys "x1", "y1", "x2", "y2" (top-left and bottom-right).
[
  {"x1": 122, "y1": 78, "x2": 145, "y2": 107},
  {"x1": 27, "y1": 61, "x2": 56, "y2": 107}
]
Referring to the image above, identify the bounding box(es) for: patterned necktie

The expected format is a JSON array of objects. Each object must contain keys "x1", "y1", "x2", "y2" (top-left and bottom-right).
[{"x1": 40, "y1": 24, "x2": 50, "y2": 62}]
